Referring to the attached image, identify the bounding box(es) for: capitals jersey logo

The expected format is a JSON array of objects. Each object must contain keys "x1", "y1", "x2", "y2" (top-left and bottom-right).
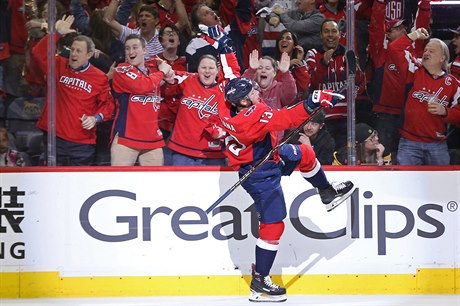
[
  {"x1": 115, "y1": 65, "x2": 133, "y2": 73},
  {"x1": 131, "y1": 95, "x2": 163, "y2": 111},
  {"x1": 181, "y1": 94, "x2": 218, "y2": 119},
  {"x1": 412, "y1": 88, "x2": 448, "y2": 106}
]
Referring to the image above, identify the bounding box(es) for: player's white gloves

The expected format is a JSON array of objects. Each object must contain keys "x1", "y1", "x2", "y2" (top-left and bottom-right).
[{"x1": 304, "y1": 90, "x2": 345, "y2": 114}]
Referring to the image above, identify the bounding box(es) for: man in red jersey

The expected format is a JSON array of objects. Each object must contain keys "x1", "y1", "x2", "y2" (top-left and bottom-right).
[
  {"x1": 164, "y1": 55, "x2": 229, "y2": 166},
  {"x1": 110, "y1": 34, "x2": 173, "y2": 166},
  {"x1": 391, "y1": 27, "x2": 460, "y2": 165},
  {"x1": 368, "y1": 0, "x2": 431, "y2": 163},
  {"x1": 34, "y1": 15, "x2": 115, "y2": 166},
  {"x1": 218, "y1": 77, "x2": 354, "y2": 302},
  {"x1": 305, "y1": 19, "x2": 364, "y2": 149},
  {"x1": 165, "y1": 10, "x2": 240, "y2": 165}
]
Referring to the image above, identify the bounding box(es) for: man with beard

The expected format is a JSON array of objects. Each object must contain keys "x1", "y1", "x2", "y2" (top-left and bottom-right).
[
  {"x1": 104, "y1": 1, "x2": 164, "y2": 59},
  {"x1": 305, "y1": 19, "x2": 364, "y2": 149},
  {"x1": 291, "y1": 110, "x2": 336, "y2": 165}
]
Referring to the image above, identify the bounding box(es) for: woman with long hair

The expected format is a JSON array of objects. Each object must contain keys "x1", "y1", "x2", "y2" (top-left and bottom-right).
[
  {"x1": 333, "y1": 123, "x2": 390, "y2": 165},
  {"x1": 273, "y1": 29, "x2": 310, "y2": 101}
]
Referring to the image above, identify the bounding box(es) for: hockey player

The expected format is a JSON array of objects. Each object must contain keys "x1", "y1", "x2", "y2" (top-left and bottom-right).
[
  {"x1": 110, "y1": 34, "x2": 173, "y2": 166},
  {"x1": 219, "y1": 77, "x2": 354, "y2": 302}
]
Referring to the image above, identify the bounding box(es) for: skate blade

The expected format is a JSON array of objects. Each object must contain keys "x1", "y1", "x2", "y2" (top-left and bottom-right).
[
  {"x1": 325, "y1": 187, "x2": 355, "y2": 212},
  {"x1": 249, "y1": 290, "x2": 287, "y2": 303}
]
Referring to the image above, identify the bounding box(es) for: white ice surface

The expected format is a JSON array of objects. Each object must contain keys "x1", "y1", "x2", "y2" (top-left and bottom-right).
[{"x1": 1, "y1": 295, "x2": 459, "y2": 306}]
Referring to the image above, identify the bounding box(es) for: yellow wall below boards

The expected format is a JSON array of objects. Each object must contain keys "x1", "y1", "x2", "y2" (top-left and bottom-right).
[{"x1": 1, "y1": 268, "x2": 459, "y2": 298}]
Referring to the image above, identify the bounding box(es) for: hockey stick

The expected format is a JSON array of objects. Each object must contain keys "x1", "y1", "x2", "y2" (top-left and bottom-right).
[
  {"x1": 205, "y1": 106, "x2": 326, "y2": 214},
  {"x1": 345, "y1": 50, "x2": 356, "y2": 79}
]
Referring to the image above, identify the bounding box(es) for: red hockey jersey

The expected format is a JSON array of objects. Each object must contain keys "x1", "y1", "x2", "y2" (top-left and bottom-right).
[
  {"x1": 393, "y1": 35, "x2": 460, "y2": 142},
  {"x1": 164, "y1": 74, "x2": 226, "y2": 159},
  {"x1": 111, "y1": 63, "x2": 166, "y2": 150},
  {"x1": 151, "y1": 2, "x2": 179, "y2": 28},
  {"x1": 217, "y1": 100, "x2": 310, "y2": 169},
  {"x1": 305, "y1": 44, "x2": 364, "y2": 120},
  {"x1": 146, "y1": 55, "x2": 187, "y2": 132},
  {"x1": 34, "y1": 34, "x2": 114, "y2": 145},
  {"x1": 369, "y1": 0, "x2": 431, "y2": 114}
]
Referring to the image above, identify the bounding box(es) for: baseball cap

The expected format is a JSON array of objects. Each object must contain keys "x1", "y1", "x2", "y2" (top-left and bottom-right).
[
  {"x1": 449, "y1": 26, "x2": 460, "y2": 36},
  {"x1": 385, "y1": 19, "x2": 405, "y2": 32},
  {"x1": 355, "y1": 123, "x2": 375, "y2": 143}
]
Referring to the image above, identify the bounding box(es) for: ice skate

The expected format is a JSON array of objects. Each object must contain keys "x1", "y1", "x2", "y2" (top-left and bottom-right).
[
  {"x1": 249, "y1": 264, "x2": 287, "y2": 303},
  {"x1": 318, "y1": 181, "x2": 354, "y2": 212}
]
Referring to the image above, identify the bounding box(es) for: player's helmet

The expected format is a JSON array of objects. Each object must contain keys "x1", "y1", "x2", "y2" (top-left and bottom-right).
[{"x1": 224, "y1": 78, "x2": 253, "y2": 106}]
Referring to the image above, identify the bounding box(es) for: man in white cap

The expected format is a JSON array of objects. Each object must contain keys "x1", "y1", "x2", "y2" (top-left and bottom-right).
[{"x1": 384, "y1": 19, "x2": 406, "y2": 41}]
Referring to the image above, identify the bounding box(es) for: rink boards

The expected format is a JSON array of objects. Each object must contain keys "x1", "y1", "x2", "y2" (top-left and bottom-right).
[{"x1": 1, "y1": 166, "x2": 459, "y2": 297}]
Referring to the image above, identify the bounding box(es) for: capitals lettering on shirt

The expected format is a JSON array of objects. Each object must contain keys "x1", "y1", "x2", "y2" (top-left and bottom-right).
[
  {"x1": 59, "y1": 76, "x2": 92, "y2": 93},
  {"x1": 319, "y1": 80, "x2": 347, "y2": 91},
  {"x1": 131, "y1": 95, "x2": 162, "y2": 111},
  {"x1": 412, "y1": 86, "x2": 450, "y2": 107},
  {"x1": 181, "y1": 94, "x2": 218, "y2": 119}
]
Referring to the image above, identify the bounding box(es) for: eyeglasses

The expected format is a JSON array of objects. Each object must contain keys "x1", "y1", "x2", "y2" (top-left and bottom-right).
[{"x1": 162, "y1": 30, "x2": 178, "y2": 36}]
